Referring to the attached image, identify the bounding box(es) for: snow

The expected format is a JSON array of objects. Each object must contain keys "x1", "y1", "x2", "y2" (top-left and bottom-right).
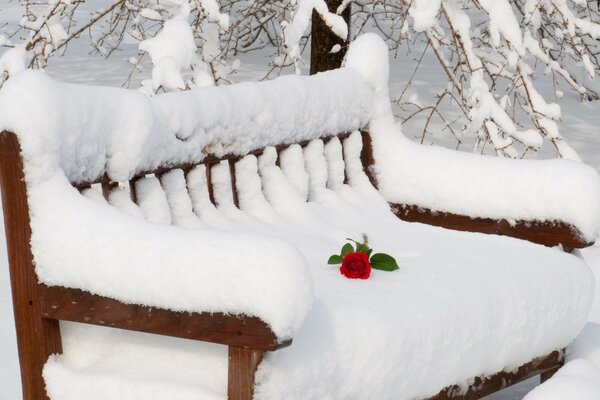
[
  {"x1": 29, "y1": 171, "x2": 313, "y2": 340},
  {"x1": 0, "y1": 14, "x2": 599, "y2": 400},
  {"x1": 135, "y1": 176, "x2": 173, "y2": 224},
  {"x1": 282, "y1": 0, "x2": 348, "y2": 72},
  {"x1": 0, "y1": 67, "x2": 374, "y2": 185},
  {"x1": 342, "y1": 33, "x2": 600, "y2": 243},
  {"x1": 372, "y1": 118, "x2": 600, "y2": 242},
  {"x1": 0, "y1": 44, "x2": 25, "y2": 76},
  {"x1": 524, "y1": 324, "x2": 600, "y2": 399},
  {"x1": 139, "y1": 16, "x2": 196, "y2": 92},
  {"x1": 409, "y1": 0, "x2": 441, "y2": 32},
  {"x1": 37, "y1": 145, "x2": 594, "y2": 399}
]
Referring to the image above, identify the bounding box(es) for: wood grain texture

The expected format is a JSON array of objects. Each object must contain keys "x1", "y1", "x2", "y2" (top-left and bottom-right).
[
  {"x1": 427, "y1": 350, "x2": 564, "y2": 400},
  {"x1": 40, "y1": 285, "x2": 290, "y2": 352},
  {"x1": 228, "y1": 346, "x2": 264, "y2": 400},
  {"x1": 0, "y1": 131, "x2": 62, "y2": 400},
  {"x1": 392, "y1": 204, "x2": 589, "y2": 250}
]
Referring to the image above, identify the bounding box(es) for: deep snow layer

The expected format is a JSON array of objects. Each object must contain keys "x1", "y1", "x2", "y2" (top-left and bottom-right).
[
  {"x1": 0, "y1": 32, "x2": 598, "y2": 399},
  {"x1": 0, "y1": 67, "x2": 374, "y2": 185},
  {"x1": 41, "y1": 134, "x2": 594, "y2": 399},
  {"x1": 1, "y1": 33, "x2": 599, "y2": 243},
  {"x1": 30, "y1": 171, "x2": 313, "y2": 340},
  {"x1": 345, "y1": 34, "x2": 600, "y2": 243}
]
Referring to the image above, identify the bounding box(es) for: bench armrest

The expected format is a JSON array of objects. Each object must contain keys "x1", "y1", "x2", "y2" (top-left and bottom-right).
[
  {"x1": 391, "y1": 204, "x2": 590, "y2": 250},
  {"x1": 360, "y1": 130, "x2": 600, "y2": 249},
  {"x1": 29, "y1": 174, "x2": 313, "y2": 342}
]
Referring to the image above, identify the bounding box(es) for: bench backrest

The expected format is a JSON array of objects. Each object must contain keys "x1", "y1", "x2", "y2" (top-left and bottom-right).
[{"x1": 70, "y1": 130, "x2": 376, "y2": 213}]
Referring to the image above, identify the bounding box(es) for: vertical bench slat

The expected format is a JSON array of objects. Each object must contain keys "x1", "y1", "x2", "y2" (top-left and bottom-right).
[
  {"x1": 228, "y1": 158, "x2": 240, "y2": 208},
  {"x1": 206, "y1": 163, "x2": 216, "y2": 205},
  {"x1": 340, "y1": 136, "x2": 350, "y2": 185},
  {"x1": 0, "y1": 131, "x2": 63, "y2": 400},
  {"x1": 101, "y1": 180, "x2": 118, "y2": 201},
  {"x1": 360, "y1": 130, "x2": 377, "y2": 188},
  {"x1": 129, "y1": 177, "x2": 140, "y2": 203}
]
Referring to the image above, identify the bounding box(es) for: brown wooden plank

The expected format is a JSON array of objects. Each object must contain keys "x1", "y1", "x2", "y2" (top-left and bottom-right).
[
  {"x1": 228, "y1": 346, "x2": 264, "y2": 400},
  {"x1": 206, "y1": 163, "x2": 216, "y2": 205},
  {"x1": 0, "y1": 131, "x2": 62, "y2": 400},
  {"x1": 360, "y1": 130, "x2": 378, "y2": 188},
  {"x1": 426, "y1": 350, "x2": 564, "y2": 400},
  {"x1": 40, "y1": 285, "x2": 290, "y2": 351},
  {"x1": 354, "y1": 131, "x2": 589, "y2": 249},
  {"x1": 392, "y1": 204, "x2": 590, "y2": 249},
  {"x1": 229, "y1": 158, "x2": 240, "y2": 208},
  {"x1": 129, "y1": 176, "x2": 140, "y2": 203},
  {"x1": 72, "y1": 132, "x2": 355, "y2": 190},
  {"x1": 340, "y1": 135, "x2": 350, "y2": 185},
  {"x1": 101, "y1": 179, "x2": 118, "y2": 200}
]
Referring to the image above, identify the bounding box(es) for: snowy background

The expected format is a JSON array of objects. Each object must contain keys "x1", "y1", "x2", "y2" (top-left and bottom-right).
[{"x1": 2, "y1": 1, "x2": 600, "y2": 399}]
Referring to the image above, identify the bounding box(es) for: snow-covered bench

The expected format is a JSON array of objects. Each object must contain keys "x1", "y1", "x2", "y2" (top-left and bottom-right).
[{"x1": 0, "y1": 34, "x2": 598, "y2": 400}]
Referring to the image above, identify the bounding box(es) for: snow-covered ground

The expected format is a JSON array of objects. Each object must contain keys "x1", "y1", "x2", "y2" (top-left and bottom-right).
[{"x1": 3, "y1": 2, "x2": 600, "y2": 399}]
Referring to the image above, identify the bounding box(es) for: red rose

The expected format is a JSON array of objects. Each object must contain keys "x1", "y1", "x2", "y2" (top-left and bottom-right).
[{"x1": 340, "y1": 252, "x2": 371, "y2": 279}]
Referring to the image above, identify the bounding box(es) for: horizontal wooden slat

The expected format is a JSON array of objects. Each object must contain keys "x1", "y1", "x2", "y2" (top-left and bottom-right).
[
  {"x1": 426, "y1": 350, "x2": 564, "y2": 400},
  {"x1": 39, "y1": 285, "x2": 290, "y2": 351},
  {"x1": 73, "y1": 132, "x2": 355, "y2": 190},
  {"x1": 392, "y1": 204, "x2": 590, "y2": 250}
]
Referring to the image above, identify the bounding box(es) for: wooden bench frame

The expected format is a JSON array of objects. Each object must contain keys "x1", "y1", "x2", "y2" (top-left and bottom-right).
[{"x1": 0, "y1": 129, "x2": 586, "y2": 400}]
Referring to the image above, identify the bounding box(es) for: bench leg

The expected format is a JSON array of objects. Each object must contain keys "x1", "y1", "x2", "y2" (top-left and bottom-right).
[
  {"x1": 14, "y1": 304, "x2": 62, "y2": 400},
  {"x1": 228, "y1": 346, "x2": 264, "y2": 400},
  {"x1": 1, "y1": 132, "x2": 63, "y2": 399}
]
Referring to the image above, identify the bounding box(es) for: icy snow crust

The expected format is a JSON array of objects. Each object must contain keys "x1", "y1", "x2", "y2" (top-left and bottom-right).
[{"x1": 0, "y1": 33, "x2": 598, "y2": 399}]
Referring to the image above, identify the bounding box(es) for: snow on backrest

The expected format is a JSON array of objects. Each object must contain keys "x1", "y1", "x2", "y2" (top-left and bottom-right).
[
  {"x1": 79, "y1": 131, "x2": 372, "y2": 232},
  {"x1": 0, "y1": 66, "x2": 375, "y2": 188}
]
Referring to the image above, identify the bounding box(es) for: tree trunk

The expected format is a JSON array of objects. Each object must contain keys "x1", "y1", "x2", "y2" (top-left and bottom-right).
[{"x1": 310, "y1": 0, "x2": 350, "y2": 75}]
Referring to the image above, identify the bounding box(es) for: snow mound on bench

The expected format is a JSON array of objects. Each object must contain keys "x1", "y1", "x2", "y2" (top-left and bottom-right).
[
  {"x1": 344, "y1": 33, "x2": 600, "y2": 243},
  {"x1": 0, "y1": 59, "x2": 376, "y2": 339},
  {"x1": 40, "y1": 153, "x2": 594, "y2": 399},
  {"x1": 30, "y1": 171, "x2": 313, "y2": 340},
  {"x1": 0, "y1": 67, "x2": 374, "y2": 185}
]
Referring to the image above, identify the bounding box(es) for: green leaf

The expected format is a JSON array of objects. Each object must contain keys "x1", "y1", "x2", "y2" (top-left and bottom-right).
[
  {"x1": 341, "y1": 243, "x2": 354, "y2": 257},
  {"x1": 356, "y1": 243, "x2": 372, "y2": 256},
  {"x1": 327, "y1": 255, "x2": 343, "y2": 265},
  {"x1": 370, "y1": 253, "x2": 399, "y2": 271}
]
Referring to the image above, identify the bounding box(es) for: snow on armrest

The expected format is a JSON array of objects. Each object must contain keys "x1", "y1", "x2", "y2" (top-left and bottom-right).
[
  {"x1": 371, "y1": 118, "x2": 600, "y2": 245},
  {"x1": 344, "y1": 33, "x2": 600, "y2": 245},
  {"x1": 29, "y1": 172, "x2": 313, "y2": 341}
]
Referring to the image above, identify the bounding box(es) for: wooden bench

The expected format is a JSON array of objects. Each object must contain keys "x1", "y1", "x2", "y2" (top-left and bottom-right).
[{"x1": 0, "y1": 124, "x2": 588, "y2": 400}]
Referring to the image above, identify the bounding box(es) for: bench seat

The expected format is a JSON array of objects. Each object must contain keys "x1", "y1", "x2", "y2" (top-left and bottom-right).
[{"x1": 41, "y1": 167, "x2": 593, "y2": 400}]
